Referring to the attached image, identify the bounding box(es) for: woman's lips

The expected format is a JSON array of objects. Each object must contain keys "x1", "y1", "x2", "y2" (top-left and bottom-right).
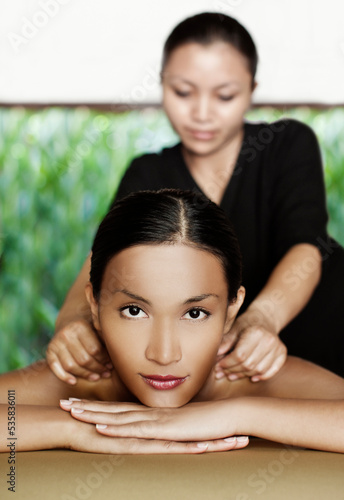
[
  {"x1": 140, "y1": 374, "x2": 188, "y2": 390},
  {"x1": 187, "y1": 129, "x2": 217, "y2": 140}
]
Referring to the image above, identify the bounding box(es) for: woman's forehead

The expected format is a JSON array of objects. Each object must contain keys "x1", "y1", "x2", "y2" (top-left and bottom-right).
[{"x1": 102, "y1": 244, "x2": 228, "y2": 304}]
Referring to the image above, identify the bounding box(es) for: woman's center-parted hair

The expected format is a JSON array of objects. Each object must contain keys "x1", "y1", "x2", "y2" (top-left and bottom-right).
[
  {"x1": 161, "y1": 12, "x2": 258, "y2": 87},
  {"x1": 90, "y1": 189, "x2": 242, "y2": 303}
]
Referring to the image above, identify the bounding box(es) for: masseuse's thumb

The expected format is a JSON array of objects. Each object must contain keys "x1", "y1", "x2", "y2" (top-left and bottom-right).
[{"x1": 216, "y1": 328, "x2": 238, "y2": 358}]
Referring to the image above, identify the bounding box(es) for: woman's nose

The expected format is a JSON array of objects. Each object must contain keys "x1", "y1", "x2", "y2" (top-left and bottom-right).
[
  {"x1": 145, "y1": 320, "x2": 182, "y2": 366},
  {"x1": 191, "y1": 95, "x2": 212, "y2": 122}
]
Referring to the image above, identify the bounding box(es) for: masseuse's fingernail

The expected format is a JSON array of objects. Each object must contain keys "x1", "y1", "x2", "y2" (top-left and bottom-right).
[
  {"x1": 71, "y1": 407, "x2": 84, "y2": 414},
  {"x1": 106, "y1": 363, "x2": 113, "y2": 370},
  {"x1": 228, "y1": 374, "x2": 238, "y2": 381},
  {"x1": 96, "y1": 424, "x2": 108, "y2": 430},
  {"x1": 60, "y1": 400, "x2": 72, "y2": 406},
  {"x1": 215, "y1": 371, "x2": 225, "y2": 379},
  {"x1": 88, "y1": 374, "x2": 100, "y2": 381},
  {"x1": 69, "y1": 397, "x2": 81, "y2": 401},
  {"x1": 197, "y1": 443, "x2": 208, "y2": 449},
  {"x1": 101, "y1": 371, "x2": 111, "y2": 378}
]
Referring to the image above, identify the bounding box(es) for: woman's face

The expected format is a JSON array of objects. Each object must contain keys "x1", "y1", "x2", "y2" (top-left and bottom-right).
[
  {"x1": 87, "y1": 244, "x2": 243, "y2": 408},
  {"x1": 162, "y1": 41, "x2": 255, "y2": 157}
]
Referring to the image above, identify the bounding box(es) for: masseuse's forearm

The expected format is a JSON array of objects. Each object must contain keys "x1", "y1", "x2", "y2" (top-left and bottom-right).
[
  {"x1": 0, "y1": 404, "x2": 73, "y2": 452},
  {"x1": 55, "y1": 253, "x2": 92, "y2": 331},
  {"x1": 235, "y1": 397, "x2": 344, "y2": 453},
  {"x1": 246, "y1": 244, "x2": 321, "y2": 334}
]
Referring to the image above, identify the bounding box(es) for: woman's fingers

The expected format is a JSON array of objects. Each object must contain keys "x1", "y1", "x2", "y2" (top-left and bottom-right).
[
  {"x1": 60, "y1": 399, "x2": 146, "y2": 414},
  {"x1": 81, "y1": 435, "x2": 249, "y2": 455}
]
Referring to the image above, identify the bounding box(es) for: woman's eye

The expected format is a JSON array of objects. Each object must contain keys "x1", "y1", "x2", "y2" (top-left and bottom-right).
[
  {"x1": 219, "y1": 95, "x2": 235, "y2": 102},
  {"x1": 182, "y1": 309, "x2": 210, "y2": 320},
  {"x1": 174, "y1": 90, "x2": 190, "y2": 98},
  {"x1": 120, "y1": 306, "x2": 147, "y2": 319}
]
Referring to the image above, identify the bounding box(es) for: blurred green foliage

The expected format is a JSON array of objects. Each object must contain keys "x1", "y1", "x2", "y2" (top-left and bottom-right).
[{"x1": 0, "y1": 106, "x2": 343, "y2": 372}]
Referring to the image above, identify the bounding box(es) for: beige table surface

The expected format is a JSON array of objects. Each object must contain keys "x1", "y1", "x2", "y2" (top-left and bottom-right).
[{"x1": 1, "y1": 439, "x2": 344, "y2": 500}]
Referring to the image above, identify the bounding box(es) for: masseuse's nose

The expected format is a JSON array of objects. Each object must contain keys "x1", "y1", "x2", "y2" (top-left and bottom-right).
[
  {"x1": 145, "y1": 318, "x2": 182, "y2": 365},
  {"x1": 191, "y1": 94, "x2": 212, "y2": 123}
]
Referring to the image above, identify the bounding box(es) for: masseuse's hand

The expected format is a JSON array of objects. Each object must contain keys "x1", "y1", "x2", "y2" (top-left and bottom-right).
[
  {"x1": 215, "y1": 309, "x2": 287, "y2": 382},
  {"x1": 46, "y1": 320, "x2": 113, "y2": 385},
  {"x1": 60, "y1": 399, "x2": 249, "y2": 453}
]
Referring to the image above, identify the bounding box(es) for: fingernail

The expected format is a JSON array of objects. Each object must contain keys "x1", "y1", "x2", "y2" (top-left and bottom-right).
[
  {"x1": 96, "y1": 424, "x2": 107, "y2": 430},
  {"x1": 71, "y1": 407, "x2": 84, "y2": 414},
  {"x1": 223, "y1": 437, "x2": 236, "y2": 443},
  {"x1": 69, "y1": 397, "x2": 81, "y2": 401},
  {"x1": 236, "y1": 436, "x2": 249, "y2": 442},
  {"x1": 60, "y1": 400, "x2": 72, "y2": 406},
  {"x1": 197, "y1": 443, "x2": 208, "y2": 449},
  {"x1": 88, "y1": 374, "x2": 100, "y2": 381},
  {"x1": 251, "y1": 376, "x2": 260, "y2": 382},
  {"x1": 101, "y1": 371, "x2": 111, "y2": 378},
  {"x1": 68, "y1": 378, "x2": 77, "y2": 385},
  {"x1": 228, "y1": 374, "x2": 238, "y2": 381},
  {"x1": 106, "y1": 363, "x2": 113, "y2": 370},
  {"x1": 215, "y1": 371, "x2": 225, "y2": 379}
]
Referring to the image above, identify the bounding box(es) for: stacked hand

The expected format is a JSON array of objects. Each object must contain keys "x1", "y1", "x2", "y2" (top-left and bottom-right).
[{"x1": 60, "y1": 398, "x2": 249, "y2": 454}]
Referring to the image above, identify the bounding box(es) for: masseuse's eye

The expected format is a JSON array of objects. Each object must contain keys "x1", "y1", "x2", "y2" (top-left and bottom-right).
[
  {"x1": 219, "y1": 95, "x2": 235, "y2": 102},
  {"x1": 120, "y1": 305, "x2": 148, "y2": 319},
  {"x1": 182, "y1": 308, "x2": 210, "y2": 321},
  {"x1": 174, "y1": 89, "x2": 190, "y2": 98}
]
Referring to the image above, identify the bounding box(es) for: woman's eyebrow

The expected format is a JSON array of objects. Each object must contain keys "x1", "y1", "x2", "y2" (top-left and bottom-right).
[
  {"x1": 183, "y1": 294, "x2": 219, "y2": 305},
  {"x1": 111, "y1": 289, "x2": 151, "y2": 306},
  {"x1": 164, "y1": 75, "x2": 239, "y2": 89}
]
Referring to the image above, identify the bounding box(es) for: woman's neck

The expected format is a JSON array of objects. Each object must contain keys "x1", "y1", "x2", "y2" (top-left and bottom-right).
[{"x1": 181, "y1": 127, "x2": 244, "y2": 205}]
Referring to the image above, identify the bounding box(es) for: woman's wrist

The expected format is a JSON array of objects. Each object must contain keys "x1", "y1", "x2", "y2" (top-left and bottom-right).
[{"x1": 228, "y1": 398, "x2": 257, "y2": 437}]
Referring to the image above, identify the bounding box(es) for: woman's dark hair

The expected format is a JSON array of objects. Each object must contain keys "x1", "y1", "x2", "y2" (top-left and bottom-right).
[
  {"x1": 90, "y1": 189, "x2": 242, "y2": 303},
  {"x1": 161, "y1": 12, "x2": 258, "y2": 86}
]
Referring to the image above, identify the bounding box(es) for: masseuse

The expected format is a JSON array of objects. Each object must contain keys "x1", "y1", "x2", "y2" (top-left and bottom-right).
[{"x1": 47, "y1": 12, "x2": 344, "y2": 383}]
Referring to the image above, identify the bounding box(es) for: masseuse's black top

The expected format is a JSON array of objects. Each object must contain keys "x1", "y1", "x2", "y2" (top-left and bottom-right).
[{"x1": 110, "y1": 119, "x2": 344, "y2": 376}]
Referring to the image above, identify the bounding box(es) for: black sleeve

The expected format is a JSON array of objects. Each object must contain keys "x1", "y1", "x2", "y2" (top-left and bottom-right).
[{"x1": 270, "y1": 119, "x2": 328, "y2": 262}]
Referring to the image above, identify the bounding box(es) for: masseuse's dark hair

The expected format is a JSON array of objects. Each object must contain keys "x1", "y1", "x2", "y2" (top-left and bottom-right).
[
  {"x1": 161, "y1": 12, "x2": 258, "y2": 86},
  {"x1": 90, "y1": 189, "x2": 242, "y2": 302}
]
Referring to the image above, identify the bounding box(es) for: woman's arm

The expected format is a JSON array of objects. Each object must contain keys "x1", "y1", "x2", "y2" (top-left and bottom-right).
[
  {"x1": 46, "y1": 253, "x2": 112, "y2": 384},
  {"x1": 236, "y1": 397, "x2": 344, "y2": 453},
  {"x1": 216, "y1": 243, "x2": 322, "y2": 380},
  {"x1": 66, "y1": 357, "x2": 344, "y2": 453},
  {"x1": 0, "y1": 362, "x2": 247, "y2": 454}
]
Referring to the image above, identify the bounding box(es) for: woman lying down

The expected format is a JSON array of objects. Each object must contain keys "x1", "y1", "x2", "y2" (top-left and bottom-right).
[{"x1": 0, "y1": 189, "x2": 343, "y2": 454}]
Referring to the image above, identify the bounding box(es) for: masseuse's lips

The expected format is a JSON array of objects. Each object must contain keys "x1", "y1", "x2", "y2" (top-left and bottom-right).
[
  {"x1": 187, "y1": 128, "x2": 217, "y2": 140},
  {"x1": 140, "y1": 374, "x2": 188, "y2": 390}
]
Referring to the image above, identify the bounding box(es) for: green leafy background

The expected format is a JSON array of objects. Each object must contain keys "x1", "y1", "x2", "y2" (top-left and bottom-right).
[{"x1": 0, "y1": 106, "x2": 343, "y2": 372}]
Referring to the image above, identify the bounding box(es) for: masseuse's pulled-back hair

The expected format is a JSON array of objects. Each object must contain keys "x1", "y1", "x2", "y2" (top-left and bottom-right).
[
  {"x1": 161, "y1": 12, "x2": 258, "y2": 85},
  {"x1": 90, "y1": 189, "x2": 242, "y2": 302}
]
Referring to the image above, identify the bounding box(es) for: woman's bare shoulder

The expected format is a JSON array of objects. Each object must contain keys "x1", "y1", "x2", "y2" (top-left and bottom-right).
[{"x1": 239, "y1": 356, "x2": 344, "y2": 400}]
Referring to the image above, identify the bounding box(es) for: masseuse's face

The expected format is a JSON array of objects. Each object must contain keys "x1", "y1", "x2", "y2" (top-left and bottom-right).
[
  {"x1": 87, "y1": 244, "x2": 243, "y2": 408},
  {"x1": 162, "y1": 41, "x2": 255, "y2": 157}
]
